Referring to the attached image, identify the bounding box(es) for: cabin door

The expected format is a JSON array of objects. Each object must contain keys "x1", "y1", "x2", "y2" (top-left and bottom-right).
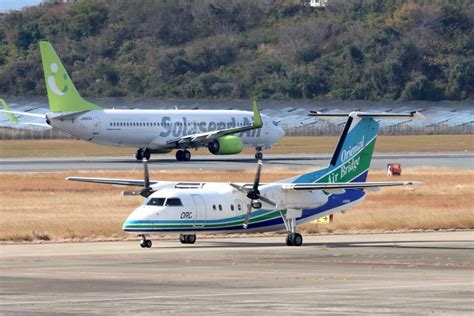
[
  {"x1": 191, "y1": 194, "x2": 206, "y2": 227},
  {"x1": 92, "y1": 117, "x2": 101, "y2": 135}
]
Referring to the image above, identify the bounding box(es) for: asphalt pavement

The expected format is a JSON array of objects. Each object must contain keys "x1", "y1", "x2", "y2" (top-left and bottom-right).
[{"x1": 0, "y1": 231, "x2": 473, "y2": 314}]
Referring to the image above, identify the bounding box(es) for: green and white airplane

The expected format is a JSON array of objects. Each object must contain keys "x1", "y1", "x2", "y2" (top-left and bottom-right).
[
  {"x1": 68, "y1": 111, "x2": 422, "y2": 247},
  {"x1": 0, "y1": 41, "x2": 284, "y2": 161}
]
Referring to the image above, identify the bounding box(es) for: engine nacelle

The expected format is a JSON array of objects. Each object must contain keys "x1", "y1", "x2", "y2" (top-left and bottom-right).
[{"x1": 208, "y1": 136, "x2": 243, "y2": 155}]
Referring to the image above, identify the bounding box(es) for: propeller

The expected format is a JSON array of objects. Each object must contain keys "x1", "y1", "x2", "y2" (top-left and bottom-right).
[
  {"x1": 230, "y1": 159, "x2": 276, "y2": 229},
  {"x1": 122, "y1": 159, "x2": 155, "y2": 198}
]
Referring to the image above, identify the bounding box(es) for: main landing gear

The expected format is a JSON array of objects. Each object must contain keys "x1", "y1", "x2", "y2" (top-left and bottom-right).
[
  {"x1": 176, "y1": 149, "x2": 191, "y2": 161},
  {"x1": 140, "y1": 235, "x2": 152, "y2": 248},
  {"x1": 179, "y1": 234, "x2": 196, "y2": 244},
  {"x1": 286, "y1": 232, "x2": 303, "y2": 246},
  {"x1": 135, "y1": 148, "x2": 151, "y2": 161},
  {"x1": 255, "y1": 146, "x2": 263, "y2": 160},
  {"x1": 281, "y1": 210, "x2": 303, "y2": 246}
]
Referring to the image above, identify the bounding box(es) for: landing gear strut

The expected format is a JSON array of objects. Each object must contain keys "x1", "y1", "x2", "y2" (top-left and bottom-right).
[
  {"x1": 255, "y1": 146, "x2": 263, "y2": 160},
  {"x1": 139, "y1": 235, "x2": 152, "y2": 248},
  {"x1": 135, "y1": 148, "x2": 151, "y2": 161},
  {"x1": 176, "y1": 149, "x2": 191, "y2": 161},
  {"x1": 280, "y1": 210, "x2": 303, "y2": 246},
  {"x1": 179, "y1": 234, "x2": 196, "y2": 244}
]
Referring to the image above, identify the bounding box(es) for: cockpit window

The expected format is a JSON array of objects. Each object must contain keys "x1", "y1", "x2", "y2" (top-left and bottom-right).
[
  {"x1": 165, "y1": 198, "x2": 183, "y2": 206},
  {"x1": 147, "y1": 198, "x2": 166, "y2": 206}
]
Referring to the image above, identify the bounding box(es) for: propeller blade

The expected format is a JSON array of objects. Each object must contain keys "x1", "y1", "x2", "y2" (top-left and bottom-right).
[
  {"x1": 243, "y1": 204, "x2": 252, "y2": 229},
  {"x1": 252, "y1": 160, "x2": 262, "y2": 191},
  {"x1": 122, "y1": 190, "x2": 142, "y2": 196},
  {"x1": 258, "y1": 195, "x2": 277, "y2": 207},
  {"x1": 143, "y1": 158, "x2": 150, "y2": 188},
  {"x1": 229, "y1": 183, "x2": 250, "y2": 193}
]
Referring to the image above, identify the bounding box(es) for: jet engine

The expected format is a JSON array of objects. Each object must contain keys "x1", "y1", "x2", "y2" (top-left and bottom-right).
[{"x1": 208, "y1": 136, "x2": 243, "y2": 155}]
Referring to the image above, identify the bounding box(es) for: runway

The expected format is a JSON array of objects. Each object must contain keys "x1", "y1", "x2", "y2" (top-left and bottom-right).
[
  {"x1": 0, "y1": 231, "x2": 473, "y2": 314},
  {"x1": 0, "y1": 152, "x2": 472, "y2": 172}
]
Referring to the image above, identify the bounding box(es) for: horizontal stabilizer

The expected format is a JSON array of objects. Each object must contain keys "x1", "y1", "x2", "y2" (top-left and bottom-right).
[
  {"x1": 282, "y1": 181, "x2": 422, "y2": 191},
  {"x1": 66, "y1": 177, "x2": 158, "y2": 187},
  {"x1": 309, "y1": 111, "x2": 424, "y2": 119},
  {"x1": 0, "y1": 109, "x2": 46, "y2": 118}
]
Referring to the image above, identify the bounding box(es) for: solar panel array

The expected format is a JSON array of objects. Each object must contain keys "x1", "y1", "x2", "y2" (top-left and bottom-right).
[{"x1": 0, "y1": 99, "x2": 472, "y2": 137}]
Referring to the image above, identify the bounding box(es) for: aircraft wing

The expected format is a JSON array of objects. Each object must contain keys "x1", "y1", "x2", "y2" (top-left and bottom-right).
[
  {"x1": 66, "y1": 177, "x2": 158, "y2": 186},
  {"x1": 0, "y1": 99, "x2": 47, "y2": 119},
  {"x1": 166, "y1": 100, "x2": 263, "y2": 146},
  {"x1": 281, "y1": 181, "x2": 421, "y2": 191}
]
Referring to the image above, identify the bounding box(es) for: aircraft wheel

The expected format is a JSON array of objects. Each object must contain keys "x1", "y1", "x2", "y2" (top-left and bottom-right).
[
  {"x1": 145, "y1": 239, "x2": 152, "y2": 248},
  {"x1": 255, "y1": 152, "x2": 263, "y2": 160},
  {"x1": 183, "y1": 150, "x2": 191, "y2": 161},
  {"x1": 135, "y1": 149, "x2": 143, "y2": 160},
  {"x1": 186, "y1": 234, "x2": 196, "y2": 244},
  {"x1": 140, "y1": 242, "x2": 146, "y2": 248},
  {"x1": 176, "y1": 150, "x2": 184, "y2": 161},
  {"x1": 286, "y1": 233, "x2": 294, "y2": 246},
  {"x1": 293, "y1": 233, "x2": 303, "y2": 246},
  {"x1": 179, "y1": 234, "x2": 186, "y2": 244},
  {"x1": 143, "y1": 148, "x2": 151, "y2": 160}
]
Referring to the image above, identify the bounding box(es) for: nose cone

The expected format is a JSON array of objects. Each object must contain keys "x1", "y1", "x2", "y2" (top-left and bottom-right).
[
  {"x1": 122, "y1": 206, "x2": 147, "y2": 232},
  {"x1": 273, "y1": 124, "x2": 285, "y2": 142}
]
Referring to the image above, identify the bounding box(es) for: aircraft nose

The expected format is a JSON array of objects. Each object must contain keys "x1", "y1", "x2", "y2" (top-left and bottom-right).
[
  {"x1": 274, "y1": 125, "x2": 285, "y2": 141},
  {"x1": 122, "y1": 207, "x2": 146, "y2": 231}
]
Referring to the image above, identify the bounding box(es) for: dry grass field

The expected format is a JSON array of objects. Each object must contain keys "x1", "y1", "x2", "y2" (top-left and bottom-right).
[
  {"x1": 0, "y1": 135, "x2": 473, "y2": 158},
  {"x1": 0, "y1": 167, "x2": 472, "y2": 242}
]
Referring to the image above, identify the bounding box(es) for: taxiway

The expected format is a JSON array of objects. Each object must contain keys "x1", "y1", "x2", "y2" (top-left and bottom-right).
[
  {"x1": 0, "y1": 231, "x2": 473, "y2": 314},
  {"x1": 0, "y1": 152, "x2": 472, "y2": 172}
]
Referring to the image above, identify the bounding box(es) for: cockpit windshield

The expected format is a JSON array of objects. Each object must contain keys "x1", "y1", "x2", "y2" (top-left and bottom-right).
[
  {"x1": 146, "y1": 198, "x2": 165, "y2": 206},
  {"x1": 144, "y1": 197, "x2": 183, "y2": 207},
  {"x1": 165, "y1": 198, "x2": 183, "y2": 206}
]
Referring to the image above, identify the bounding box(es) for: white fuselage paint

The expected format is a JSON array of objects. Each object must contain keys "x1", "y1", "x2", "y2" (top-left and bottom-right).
[
  {"x1": 48, "y1": 109, "x2": 284, "y2": 149},
  {"x1": 122, "y1": 182, "x2": 353, "y2": 234}
]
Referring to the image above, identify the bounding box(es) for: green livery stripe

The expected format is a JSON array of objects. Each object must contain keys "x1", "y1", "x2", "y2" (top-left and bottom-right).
[
  {"x1": 316, "y1": 136, "x2": 376, "y2": 184},
  {"x1": 124, "y1": 210, "x2": 281, "y2": 230}
]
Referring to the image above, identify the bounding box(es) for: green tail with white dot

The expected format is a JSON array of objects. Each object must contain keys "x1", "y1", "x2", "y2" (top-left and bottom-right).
[{"x1": 39, "y1": 41, "x2": 102, "y2": 113}]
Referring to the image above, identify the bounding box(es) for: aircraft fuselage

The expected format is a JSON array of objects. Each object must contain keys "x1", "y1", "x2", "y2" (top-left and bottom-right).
[{"x1": 48, "y1": 109, "x2": 283, "y2": 149}]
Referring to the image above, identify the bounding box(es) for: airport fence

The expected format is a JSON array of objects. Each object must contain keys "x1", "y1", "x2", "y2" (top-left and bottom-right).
[{"x1": 0, "y1": 123, "x2": 472, "y2": 140}]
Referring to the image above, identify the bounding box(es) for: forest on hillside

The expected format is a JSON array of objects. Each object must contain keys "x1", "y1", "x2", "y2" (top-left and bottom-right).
[{"x1": 0, "y1": 0, "x2": 472, "y2": 101}]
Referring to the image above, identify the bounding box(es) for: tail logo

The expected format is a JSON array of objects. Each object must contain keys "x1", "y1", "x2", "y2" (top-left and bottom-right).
[
  {"x1": 341, "y1": 136, "x2": 364, "y2": 163},
  {"x1": 48, "y1": 63, "x2": 68, "y2": 96}
]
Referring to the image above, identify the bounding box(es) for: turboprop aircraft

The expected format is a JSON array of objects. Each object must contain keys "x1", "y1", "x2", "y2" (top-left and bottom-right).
[
  {"x1": 0, "y1": 41, "x2": 284, "y2": 161},
  {"x1": 67, "y1": 111, "x2": 422, "y2": 247}
]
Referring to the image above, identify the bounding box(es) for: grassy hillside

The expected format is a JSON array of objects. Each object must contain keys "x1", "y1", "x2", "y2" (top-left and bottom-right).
[{"x1": 0, "y1": 0, "x2": 472, "y2": 101}]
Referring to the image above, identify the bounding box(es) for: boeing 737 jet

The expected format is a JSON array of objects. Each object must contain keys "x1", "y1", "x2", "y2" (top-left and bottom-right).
[
  {"x1": 68, "y1": 111, "x2": 422, "y2": 247},
  {"x1": 1, "y1": 41, "x2": 284, "y2": 161}
]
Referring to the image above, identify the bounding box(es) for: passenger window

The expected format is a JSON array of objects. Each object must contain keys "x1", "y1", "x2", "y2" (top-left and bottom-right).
[
  {"x1": 231, "y1": 204, "x2": 234, "y2": 211},
  {"x1": 166, "y1": 198, "x2": 183, "y2": 206},
  {"x1": 147, "y1": 198, "x2": 165, "y2": 206},
  {"x1": 218, "y1": 205, "x2": 222, "y2": 211},
  {"x1": 237, "y1": 204, "x2": 242, "y2": 211},
  {"x1": 212, "y1": 205, "x2": 216, "y2": 211}
]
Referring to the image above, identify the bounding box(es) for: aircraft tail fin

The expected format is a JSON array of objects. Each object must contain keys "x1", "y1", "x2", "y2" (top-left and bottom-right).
[
  {"x1": 39, "y1": 41, "x2": 102, "y2": 113},
  {"x1": 291, "y1": 111, "x2": 420, "y2": 184},
  {"x1": 1, "y1": 99, "x2": 19, "y2": 123}
]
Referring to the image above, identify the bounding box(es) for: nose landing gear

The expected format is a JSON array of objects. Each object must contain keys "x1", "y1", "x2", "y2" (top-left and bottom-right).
[
  {"x1": 255, "y1": 146, "x2": 263, "y2": 160},
  {"x1": 139, "y1": 235, "x2": 152, "y2": 248}
]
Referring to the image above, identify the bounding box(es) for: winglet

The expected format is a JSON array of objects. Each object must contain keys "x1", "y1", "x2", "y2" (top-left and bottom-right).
[
  {"x1": 252, "y1": 100, "x2": 263, "y2": 127},
  {"x1": 0, "y1": 99, "x2": 19, "y2": 124}
]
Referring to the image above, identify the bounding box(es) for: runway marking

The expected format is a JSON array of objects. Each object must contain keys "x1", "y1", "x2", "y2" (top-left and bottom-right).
[{"x1": 1, "y1": 282, "x2": 472, "y2": 306}]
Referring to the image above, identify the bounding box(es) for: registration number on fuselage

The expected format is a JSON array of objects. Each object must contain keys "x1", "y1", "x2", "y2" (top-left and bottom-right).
[{"x1": 180, "y1": 211, "x2": 193, "y2": 219}]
